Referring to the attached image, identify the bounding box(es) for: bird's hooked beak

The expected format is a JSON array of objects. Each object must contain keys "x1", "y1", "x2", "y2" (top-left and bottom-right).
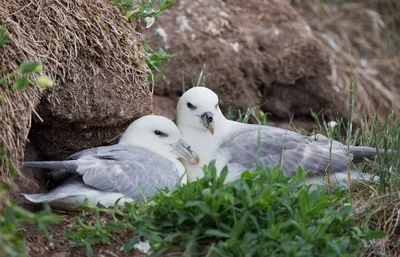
[
  {"x1": 172, "y1": 139, "x2": 200, "y2": 165},
  {"x1": 200, "y1": 112, "x2": 215, "y2": 135}
]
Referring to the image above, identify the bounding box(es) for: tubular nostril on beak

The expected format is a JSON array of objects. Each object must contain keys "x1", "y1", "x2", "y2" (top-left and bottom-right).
[
  {"x1": 201, "y1": 112, "x2": 213, "y2": 121},
  {"x1": 201, "y1": 112, "x2": 215, "y2": 134}
]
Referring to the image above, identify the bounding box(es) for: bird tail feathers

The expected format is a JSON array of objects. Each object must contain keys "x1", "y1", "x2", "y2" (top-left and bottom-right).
[
  {"x1": 305, "y1": 169, "x2": 379, "y2": 187},
  {"x1": 22, "y1": 192, "x2": 83, "y2": 212},
  {"x1": 24, "y1": 160, "x2": 78, "y2": 172},
  {"x1": 348, "y1": 146, "x2": 396, "y2": 162},
  {"x1": 22, "y1": 193, "x2": 59, "y2": 203}
]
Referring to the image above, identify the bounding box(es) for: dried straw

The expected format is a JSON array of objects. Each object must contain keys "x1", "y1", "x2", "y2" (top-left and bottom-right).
[{"x1": 0, "y1": 0, "x2": 149, "y2": 179}]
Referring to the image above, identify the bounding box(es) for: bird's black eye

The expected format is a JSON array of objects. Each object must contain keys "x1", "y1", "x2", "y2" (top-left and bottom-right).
[
  {"x1": 154, "y1": 130, "x2": 167, "y2": 137},
  {"x1": 187, "y1": 102, "x2": 197, "y2": 110}
]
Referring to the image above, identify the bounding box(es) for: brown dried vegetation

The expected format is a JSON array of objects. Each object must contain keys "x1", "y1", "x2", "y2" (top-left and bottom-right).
[{"x1": 0, "y1": 0, "x2": 151, "y2": 184}]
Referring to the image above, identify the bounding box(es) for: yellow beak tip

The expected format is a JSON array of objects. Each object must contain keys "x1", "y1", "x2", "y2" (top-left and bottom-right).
[
  {"x1": 194, "y1": 155, "x2": 200, "y2": 165},
  {"x1": 209, "y1": 125, "x2": 215, "y2": 135}
]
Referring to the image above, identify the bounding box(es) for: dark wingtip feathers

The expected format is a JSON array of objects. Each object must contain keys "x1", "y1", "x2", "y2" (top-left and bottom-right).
[
  {"x1": 23, "y1": 160, "x2": 78, "y2": 172},
  {"x1": 349, "y1": 146, "x2": 396, "y2": 162}
]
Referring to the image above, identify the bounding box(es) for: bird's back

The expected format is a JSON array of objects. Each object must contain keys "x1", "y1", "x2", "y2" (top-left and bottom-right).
[{"x1": 217, "y1": 123, "x2": 351, "y2": 181}]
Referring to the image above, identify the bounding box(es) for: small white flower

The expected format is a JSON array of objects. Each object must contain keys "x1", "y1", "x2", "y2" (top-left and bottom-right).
[{"x1": 328, "y1": 121, "x2": 337, "y2": 129}]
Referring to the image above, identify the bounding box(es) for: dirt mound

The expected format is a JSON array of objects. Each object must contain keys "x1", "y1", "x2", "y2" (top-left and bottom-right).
[
  {"x1": 146, "y1": 0, "x2": 348, "y2": 123},
  {"x1": 292, "y1": 0, "x2": 400, "y2": 124},
  {"x1": 0, "y1": 0, "x2": 150, "y2": 189}
]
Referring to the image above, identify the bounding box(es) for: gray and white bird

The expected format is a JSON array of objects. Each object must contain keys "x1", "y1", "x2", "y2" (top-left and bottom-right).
[
  {"x1": 22, "y1": 115, "x2": 199, "y2": 211},
  {"x1": 176, "y1": 86, "x2": 385, "y2": 185}
]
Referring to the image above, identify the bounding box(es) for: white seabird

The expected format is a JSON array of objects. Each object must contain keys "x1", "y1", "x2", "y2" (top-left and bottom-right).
[
  {"x1": 176, "y1": 86, "x2": 384, "y2": 185},
  {"x1": 22, "y1": 115, "x2": 200, "y2": 211}
]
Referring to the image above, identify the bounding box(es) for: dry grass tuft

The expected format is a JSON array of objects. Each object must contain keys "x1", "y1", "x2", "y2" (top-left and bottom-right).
[
  {"x1": 292, "y1": 2, "x2": 400, "y2": 254},
  {"x1": 0, "y1": 87, "x2": 41, "y2": 183},
  {"x1": 292, "y1": 0, "x2": 400, "y2": 125},
  {"x1": 352, "y1": 182, "x2": 400, "y2": 257},
  {"x1": 0, "y1": 0, "x2": 148, "y2": 179}
]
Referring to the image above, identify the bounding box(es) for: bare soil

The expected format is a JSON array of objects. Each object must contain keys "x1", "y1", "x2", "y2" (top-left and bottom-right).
[
  {"x1": 147, "y1": 0, "x2": 347, "y2": 125},
  {"x1": 21, "y1": 211, "x2": 147, "y2": 257}
]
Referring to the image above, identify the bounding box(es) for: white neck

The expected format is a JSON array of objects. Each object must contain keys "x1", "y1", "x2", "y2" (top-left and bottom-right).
[{"x1": 179, "y1": 115, "x2": 233, "y2": 181}]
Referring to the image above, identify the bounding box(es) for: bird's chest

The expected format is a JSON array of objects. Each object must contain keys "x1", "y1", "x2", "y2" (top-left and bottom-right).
[
  {"x1": 173, "y1": 161, "x2": 188, "y2": 184},
  {"x1": 181, "y1": 129, "x2": 220, "y2": 166}
]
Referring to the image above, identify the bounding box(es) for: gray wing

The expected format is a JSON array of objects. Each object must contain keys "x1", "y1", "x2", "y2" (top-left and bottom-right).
[
  {"x1": 75, "y1": 145, "x2": 180, "y2": 200},
  {"x1": 46, "y1": 146, "x2": 106, "y2": 186},
  {"x1": 218, "y1": 124, "x2": 351, "y2": 179}
]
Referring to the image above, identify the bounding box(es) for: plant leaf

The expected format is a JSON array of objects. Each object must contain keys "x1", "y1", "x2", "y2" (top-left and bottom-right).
[
  {"x1": 19, "y1": 62, "x2": 41, "y2": 73},
  {"x1": 204, "y1": 229, "x2": 230, "y2": 238},
  {"x1": 13, "y1": 76, "x2": 29, "y2": 90},
  {"x1": 365, "y1": 231, "x2": 386, "y2": 240}
]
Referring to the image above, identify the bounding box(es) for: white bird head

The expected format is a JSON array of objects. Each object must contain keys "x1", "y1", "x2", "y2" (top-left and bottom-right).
[
  {"x1": 118, "y1": 115, "x2": 200, "y2": 165},
  {"x1": 176, "y1": 86, "x2": 225, "y2": 135}
]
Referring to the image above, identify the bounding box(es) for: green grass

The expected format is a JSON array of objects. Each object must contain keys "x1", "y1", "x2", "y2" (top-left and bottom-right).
[
  {"x1": 67, "y1": 163, "x2": 386, "y2": 257},
  {"x1": 0, "y1": 147, "x2": 62, "y2": 257},
  {"x1": 126, "y1": 164, "x2": 386, "y2": 256},
  {"x1": 144, "y1": 41, "x2": 175, "y2": 84},
  {"x1": 0, "y1": 26, "x2": 11, "y2": 47}
]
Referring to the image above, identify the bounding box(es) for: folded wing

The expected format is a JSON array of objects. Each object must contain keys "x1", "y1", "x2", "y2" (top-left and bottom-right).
[
  {"x1": 218, "y1": 124, "x2": 351, "y2": 180},
  {"x1": 24, "y1": 145, "x2": 180, "y2": 200}
]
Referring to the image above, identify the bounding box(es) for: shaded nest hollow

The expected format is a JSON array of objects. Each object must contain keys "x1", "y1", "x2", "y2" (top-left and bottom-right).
[{"x1": 0, "y1": 0, "x2": 152, "y2": 194}]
